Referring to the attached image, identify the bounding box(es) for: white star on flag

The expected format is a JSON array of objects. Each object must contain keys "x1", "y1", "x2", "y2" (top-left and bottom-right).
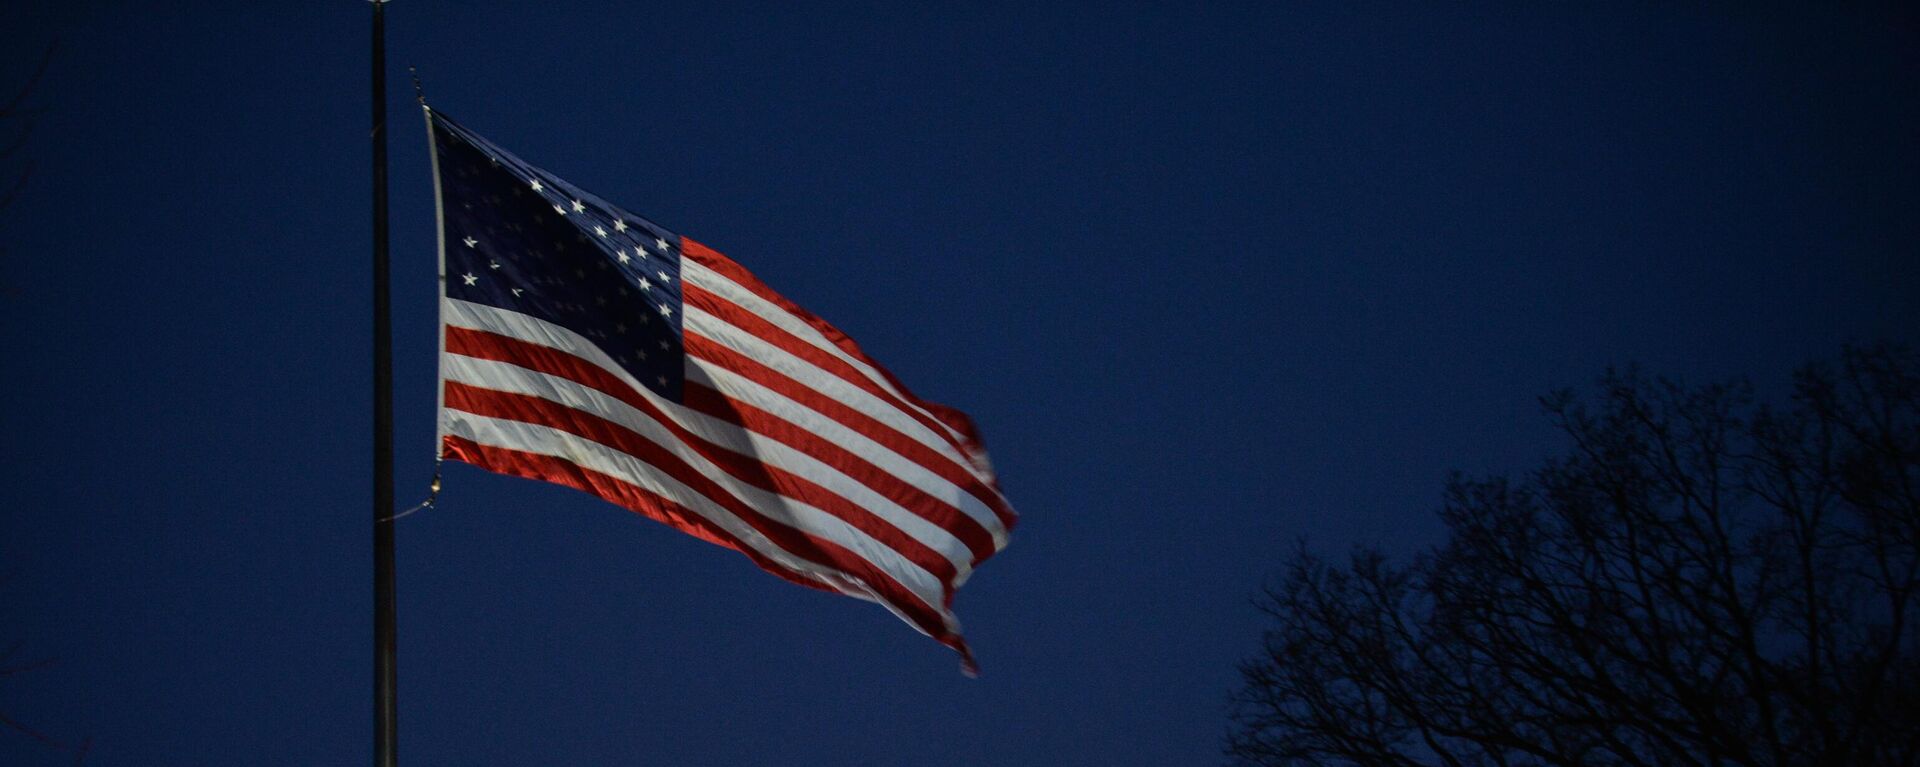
[{"x1": 426, "y1": 107, "x2": 1011, "y2": 676}]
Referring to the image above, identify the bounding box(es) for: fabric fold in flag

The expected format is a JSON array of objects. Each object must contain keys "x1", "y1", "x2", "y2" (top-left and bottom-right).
[{"x1": 424, "y1": 107, "x2": 1014, "y2": 673}]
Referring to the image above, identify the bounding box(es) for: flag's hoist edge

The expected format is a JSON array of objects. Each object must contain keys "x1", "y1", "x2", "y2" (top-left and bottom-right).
[{"x1": 422, "y1": 106, "x2": 1015, "y2": 674}]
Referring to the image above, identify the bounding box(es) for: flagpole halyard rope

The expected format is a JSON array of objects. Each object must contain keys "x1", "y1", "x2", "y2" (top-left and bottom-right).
[{"x1": 380, "y1": 461, "x2": 444, "y2": 523}]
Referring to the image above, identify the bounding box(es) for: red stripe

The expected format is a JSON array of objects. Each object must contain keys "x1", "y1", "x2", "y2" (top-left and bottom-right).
[
  {"x1": 685, "y1": 282, "x2": 980, "y2": 462},
  {"x1": 446, "y1": 325, "x2": 1015, "y2": 540},
  {"x1": 445, "y1": 383, "x2": 954, "y2": 602},
  {"x1": 440, "y1": 431, "x2": 971, "y2": 658},
  {"x1": 441, "y1": 433, "x2": 832, "y2": 592},
  {"x1": 677, "y1": 384, "x2": 998, "y2": 562},
  {"x1": 444, "y1": 380, "x2": 960, "y2": 583},
  {"x1": 445, "y1": 433, "x2": 981, "y2": 671},
  {"x1": 682, "y1": 333, "x2": 1020, "y2": 532},
  {"x1": 682, "y1": 237, "x2": 998, "y2": 470}
]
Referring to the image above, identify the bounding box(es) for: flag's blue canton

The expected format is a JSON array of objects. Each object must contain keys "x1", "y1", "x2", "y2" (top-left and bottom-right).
[{"x1": 430, "y1": 111, "x2": 685, "y2": 401}]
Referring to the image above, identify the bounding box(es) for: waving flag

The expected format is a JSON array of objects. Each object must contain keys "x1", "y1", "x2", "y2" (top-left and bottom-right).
[{"x1": 424, "y1": 108, "x2": 1014, "y2": 672}]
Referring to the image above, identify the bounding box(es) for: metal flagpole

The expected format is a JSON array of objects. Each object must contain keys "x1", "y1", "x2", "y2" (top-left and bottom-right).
[{"x1": 370, "y1": 1, "x2": 399, "y2": 766}]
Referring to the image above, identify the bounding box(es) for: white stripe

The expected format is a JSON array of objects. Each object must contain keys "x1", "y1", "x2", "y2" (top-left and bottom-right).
[
  {"x1": 444, "y1": 353, "x2": 978, "y2": 577},
  {"x1": 685, "y1": 304, "x2": 980, "y2": 474},
  {"x1": 444, "y1": 298, "x2": 1011, "y2": 545},
  {"x1": 447, "y1": 393, "x2": 950, "y2": 610},
  {"x1": 443, "y1": 411, "x2": 953, "y2": 618},
  {"x1": 690, "y1": 362, "x2": 1010, "y2": 549},
  {"x1": 684, "y1": 259, "x2": 981, "y2": 452},
  {"x1": 444, "y1": 413, "x2": 867, "y2": 600}
]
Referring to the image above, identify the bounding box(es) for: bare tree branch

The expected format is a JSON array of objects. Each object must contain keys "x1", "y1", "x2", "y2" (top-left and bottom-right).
[
  {"x1": 0, "y1": 41, "x2": 54, "y2": 120},
  {"x1": 1227, "y1": 344, "x2": 1920, "y2": 767}
]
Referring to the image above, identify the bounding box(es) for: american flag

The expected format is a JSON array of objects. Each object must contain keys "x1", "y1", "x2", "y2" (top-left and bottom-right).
[{"x1": 425, "y1": 108, "x2": 1014, "y2": 672}]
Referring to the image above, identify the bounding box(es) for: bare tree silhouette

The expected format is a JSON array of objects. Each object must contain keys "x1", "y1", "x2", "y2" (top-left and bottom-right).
[
  {"x1": 0, "y1": 43, "x2": 50, "y2": 214},
  {"x1": 0, "y1": 641, "x2": 90, "y2": 765},
  {"x1": 0, "y1": 42, "x2": 52, "y2": 302},
  {"x1": 1, "y1": 43, "x2": 84, "y2": 766},
  {"x1": 1227, "y1": 345, "x2": 1920, "y2": 767}
]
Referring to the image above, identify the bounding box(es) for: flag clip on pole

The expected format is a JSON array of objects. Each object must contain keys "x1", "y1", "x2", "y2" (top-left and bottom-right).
[{"x1": 369, "y1": 1, "x2": 399, "y2": 766}]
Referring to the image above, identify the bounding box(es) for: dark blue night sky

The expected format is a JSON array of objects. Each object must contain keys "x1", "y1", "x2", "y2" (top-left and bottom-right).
[{"x1": 3, "y1": 3, "x2": 1917, "y2": 765}]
